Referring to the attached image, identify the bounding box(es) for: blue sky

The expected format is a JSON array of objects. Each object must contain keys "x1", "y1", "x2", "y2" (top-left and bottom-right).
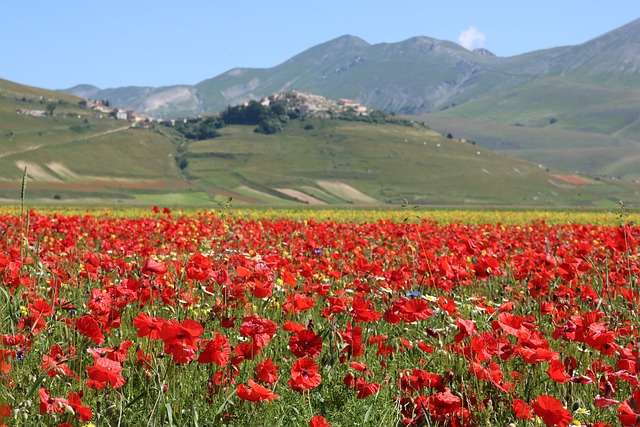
[{"x1": 1, "y1": 1, "x2": 638, "y2": 90}]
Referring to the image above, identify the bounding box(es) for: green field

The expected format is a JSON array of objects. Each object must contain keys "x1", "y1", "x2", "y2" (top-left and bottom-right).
[
  {"x1": 2, "y1": 78, "x2": 640, "y2": 208},
  {"x1": 420, "y1": 77, "x2": 640, "y2": 181}
]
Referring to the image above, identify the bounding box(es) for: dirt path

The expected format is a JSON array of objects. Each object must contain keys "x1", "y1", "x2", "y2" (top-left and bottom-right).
[{"x1": 0, "y1": 125, "x2": 130, "y2": 159}]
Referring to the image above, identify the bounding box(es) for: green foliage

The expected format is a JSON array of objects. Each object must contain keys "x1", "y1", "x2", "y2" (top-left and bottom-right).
[
  {"x1": 221, "y1": 101, "x2": 275, "y2": 126},
  {"x1": 45, "y1": 102, "x2": 57, "y2": 116},
  {"x1": 68, "y1": 124, "x2": 91, "y2": 133},
  {"x1": 170, "y1": 116, "x2": 223, "y2": 140},
  {"x1": 221, "y1": 101, "x2": 289, "y2": 134},
  {"x1": 255, "y1": 118, "x2": 283, "y2": 135},
  {"x1": 337, "y1": 109, "x2": 419, "y2": 127}
]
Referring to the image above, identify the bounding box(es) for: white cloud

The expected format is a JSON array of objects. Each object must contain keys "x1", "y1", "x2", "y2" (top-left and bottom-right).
[{"x1": 458, "y1": 27, "x2": 486, "y2": 50}]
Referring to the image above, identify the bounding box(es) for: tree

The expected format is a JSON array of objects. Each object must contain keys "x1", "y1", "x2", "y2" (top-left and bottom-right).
[{"x1": 46, "y1": 102, "x2": 57, "y2": 116}]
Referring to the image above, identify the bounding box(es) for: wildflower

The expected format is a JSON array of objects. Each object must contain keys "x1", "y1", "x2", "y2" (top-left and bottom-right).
[
  {"x1": 236, "y1": 380, "x2": 279, "y2": 402},
  {"x1": 289, "y1": 329, "x2": 323, "y2": 358},
  {"x1": 512, "y1": 398, "x2": 532, "y2": 419},
  {"x1": 76, "y1": 315, "x2": 105, "y2": 345},
  {"x1": 289, "y1": 358, "x2": 321, "y2": 392},
  {"x1": 532, "y1": 395, "x2": 572, "y2": 427},
  {"x1": 310, "y1": 414, "x2": 331, "y2": 427},
  {"x1": 86, "y1": 358, "x2": 125, "y2": 390},
  {"x1": 198, "y1": 332, "x2": 231, "y2": 366},
  {"x1": 255, "y1": 357, "x2": 280, "y2": 385}
]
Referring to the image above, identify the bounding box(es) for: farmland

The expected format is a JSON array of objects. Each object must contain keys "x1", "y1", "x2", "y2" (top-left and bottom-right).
[{"x1": 0, "y1": 207, "x2": 639, "y2": 426}]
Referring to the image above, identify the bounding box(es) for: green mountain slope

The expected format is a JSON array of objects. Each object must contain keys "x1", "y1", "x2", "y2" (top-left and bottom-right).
[
  {"x1": 421, "y1": 76, "x2": 640, "y2": 180},
  {"x1": 177, "y1": 118, "x2": 640, "y2": 208},
  {"x1": 63, "y1": 18, "x2": 640, "y2": 119},
  {"x1": 4, "y1": 79, "x2": 640, "y2": 207},
  {"x1": 0, "y1": 78, "x2": 193, "y2": 202}
]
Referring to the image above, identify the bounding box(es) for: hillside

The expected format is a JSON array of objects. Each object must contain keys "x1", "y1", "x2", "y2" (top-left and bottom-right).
[
  {"x1": 177, "y1": 118, "x2": 640, "y2": 207},
  {"x1": 3, "y1": 79, "x2": 640, "y2": 207},
  {"x1": 0, "y1": 78, "x2": 193, "y2": 203}
]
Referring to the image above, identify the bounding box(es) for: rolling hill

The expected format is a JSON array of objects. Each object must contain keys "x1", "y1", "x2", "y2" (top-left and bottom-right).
[
  {"x1": 0, "y1": 78, "x2": 194, "y2": 203},
  {"x1": 2, "y1": 79, "x2": 640, "y2": 207}
]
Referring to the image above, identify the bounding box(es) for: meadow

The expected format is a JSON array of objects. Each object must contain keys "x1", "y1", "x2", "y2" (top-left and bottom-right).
[{"x1": 0, "y1": 206, "x2": 639, "y2": 426}]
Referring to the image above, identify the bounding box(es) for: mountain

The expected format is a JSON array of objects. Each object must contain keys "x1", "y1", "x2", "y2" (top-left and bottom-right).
[
  {"x1": 64, "y1": 84, "x2": 202, "y2": 118},
  {"x1": 58, "y1": 17, "x2": 640, "y2": 182},
  {"x1": 63, "y1": 18, "x2": 640, "y2": 117},
  {"x1": 64, "y1": 34, "x2": 512, "y2": 117},
  {"x1": 422, "y1": 18, "x2": 640, "y2": 181}
]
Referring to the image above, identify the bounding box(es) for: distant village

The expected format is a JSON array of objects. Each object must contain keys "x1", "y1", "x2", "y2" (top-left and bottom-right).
[
  {"x1": 15, "y1": 90, "x2": 370, "y2": 128},
  {"x1": 259, "y1": 90, "x2": 368, "y2": 117},
  {"x1": 16, "y1": 98, "x2": 154, "y2": 127}
]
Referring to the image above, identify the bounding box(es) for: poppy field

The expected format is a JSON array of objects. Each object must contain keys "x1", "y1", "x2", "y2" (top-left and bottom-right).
[{"x1": 1, "y1": 207, "x2": 639, "y2": 426}]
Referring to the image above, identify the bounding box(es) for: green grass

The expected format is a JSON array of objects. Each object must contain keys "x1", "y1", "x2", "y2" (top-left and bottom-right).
[
  {"x1": 181, "y1": 119, "x2": 640, "y2": 207},
  {"x1": 132, "y1": 191, "x2": 216, "y2": 205},
  {"x1": 420, "y1": 113, "x2": 640, "y2": 181},
  {"x1": 420, "y1": 76, "x2": 640, "y2": 182}
]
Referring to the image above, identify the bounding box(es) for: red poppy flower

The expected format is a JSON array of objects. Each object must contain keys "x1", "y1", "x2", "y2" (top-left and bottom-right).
[
  {"x1": 354, "y1": 378, "x2": 381, "y2": 398},
  {"x1": 518, "y1": 346, "x2": 559, "y2": 364},
  {"x1": 309, "y1": 414, "x2": 331, "y2": 427},
  {"x1": 350, "y1": 296, "x2": 382, "y2": 323},
  {"x1": 398, "y1": 298, "x2": 433, "y2": 323},
  {"x1": 429, "y1": 388, "x2": 462, "y2": 416},
  {"x1": 240, "y1": 314, "x2": 278, "y2": 349},
  {"x1": 338, "y1": 322, "x2": 364, "y2": 357},
  {"x1": 349, "y1": 361, "x2": 370, "y2": 375},
  {"x1": 88, "y1": 288, "x2": 112, "y2": 315},
  {"x1": 0, "y1": 403, "x2": 11, "y2": 426},
  {"x1": 41, "y1": 344, "x2": 75, "y2": 378},
  {"x1": 236, "y1": 379, "x2": 279, "y2": 402},
  {"x1": 282, "y1": 293, "x2": 316, "y2": 315},
  {"x1": 289, "y1": 357, "x2": 322, "y2": 392},
  {"x1": 250, "y1": 279, "x2": 274, "y2": 298},
  {"x1": 132, "y1": 312, "x2": 164, "y2": 339},
  {"x1": 532, "y1": 395, "x2": 572, "y2": 427},
  {"x1": 454, "y1": 317, "x2": 477, "y2": 342},
  {"x1": 399, "y1": 369, "x2": 444, "y2": 393},
  {"x1": 137, "y1": 349, "x2": 153, "y2": 370},
  {"x1": 283, "y1": 320, "x2": 306, "y2": 333},
  {"x1": 496, "y1": 312, "x2": 533, "y2": 337},
  {"x1": 547, "y1": 359, "x2": 570, "y2": 383},
  {"x1": 0, "y1": 350, "x2": 13, "y2": 375},
  {"x1": 159, "y1": 318, "x2": 203, "y2": 350},
  {"x1": 76, "y1": 315, "x2": 105, "y2": 345},
  {"x1": 255, "y1": 357, "x2": 280, "y2": 385},
  {"x1": 164, "y1": 342, "x2": 197, "y2": 364},
  {"x1": 289, "y1": 329, "x2": 323, "y2": 358},
  {"x1": 198, "y1": 332, "x2": 231, "y2": 366},
  {"x1": 86, "y1": 357, "x2": 125, "y2": 390},
  {"x1": 618, "y1": 389, "x2": 640, "y2": 426},
  {"x1": 594, "y1": 395, "x2": 618, "y2": 407},
  {"x1": 142, "y1": 258, "x2": 168, "y2": 276},
  {"x1": 68, "y1": 391, "x2": 92, "y2": 422},
  {"x1": 232, "y1": 341, "x2": 262, "y2": 365},
  {"x1": 29, "y1": 298, "x2": 54, "y2": 317},
  {"x1": 39, "y1": 388, "x2": 67, "y2": 415},
  {"x1": 438, "y1": 296, "x2": 458, "y2": 315},
  {"x1": 513, "y1": 398, "x2": 532, "y2": 419}
]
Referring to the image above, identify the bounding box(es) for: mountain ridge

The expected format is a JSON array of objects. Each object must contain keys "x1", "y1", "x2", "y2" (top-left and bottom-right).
[
  {"x1": 63, "y1": 17, "x2": 640, "y2": 119},
  {"x1": 57, "y1": 18, "x2": 640, "y2": 180}
]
